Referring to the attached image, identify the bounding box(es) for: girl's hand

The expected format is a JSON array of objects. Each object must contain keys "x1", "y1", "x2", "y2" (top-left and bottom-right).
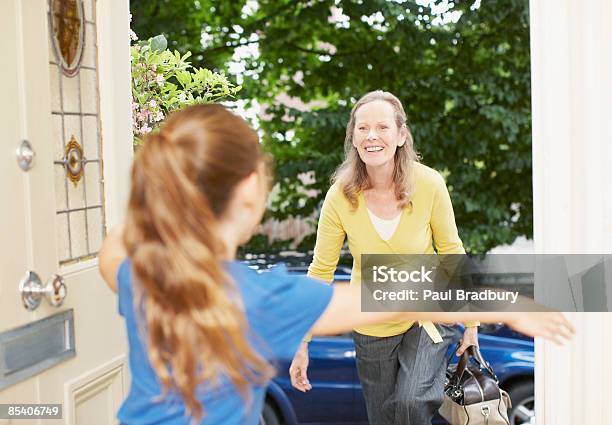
[{"x1": 507, "y1": 312, "x2": 575, "y2": 344}]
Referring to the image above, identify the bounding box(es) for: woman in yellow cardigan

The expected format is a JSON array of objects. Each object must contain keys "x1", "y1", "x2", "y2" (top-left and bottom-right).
[{"x1": 290, "y1": 90, "x2": 479, "y2": 425}]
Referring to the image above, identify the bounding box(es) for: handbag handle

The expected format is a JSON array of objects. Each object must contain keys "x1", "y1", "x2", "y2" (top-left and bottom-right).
[{"x1": 451, "y1": 345, "x2": 498, "y2": 384}]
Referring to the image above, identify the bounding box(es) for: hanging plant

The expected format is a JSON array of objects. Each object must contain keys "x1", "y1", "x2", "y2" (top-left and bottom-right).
[{"x1": 130, "y1": 32, "x2": 241, "y2": 145}]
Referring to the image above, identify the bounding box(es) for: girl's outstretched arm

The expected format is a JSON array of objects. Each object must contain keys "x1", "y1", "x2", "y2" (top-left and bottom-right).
[
  {"x1": 99, "y1": 224, "x2": 126, "y2": 293},
  {"x1": 310, "y1": 284, "x2": 574, "y2": 344}
]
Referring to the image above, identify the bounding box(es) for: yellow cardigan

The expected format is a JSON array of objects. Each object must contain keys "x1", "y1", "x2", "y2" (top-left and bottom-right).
[{"x1": 307, "y1": 162, "x2": 479, "y2": 341}]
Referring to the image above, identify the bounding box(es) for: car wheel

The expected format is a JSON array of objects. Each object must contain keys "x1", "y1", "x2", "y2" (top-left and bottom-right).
[
  {"x1": 507, "y1": 381, "x2": 535, "y2": 425},
  {"x1": 260, "y1": 400, "x2": 281, "y2": 425}
]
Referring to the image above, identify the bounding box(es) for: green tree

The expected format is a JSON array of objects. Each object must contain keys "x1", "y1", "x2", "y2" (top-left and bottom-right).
[{"x1": 131, "y1": 0, "x2": 533, "y2": 254}]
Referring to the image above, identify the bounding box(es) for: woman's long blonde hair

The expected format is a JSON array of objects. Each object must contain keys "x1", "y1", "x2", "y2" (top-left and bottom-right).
[
  {"x1": 332, "y1": 90, "x2": 420, "y2": 209},
  {"x1": 124, "y1": 104, "x2": 274, "y2": 420}
]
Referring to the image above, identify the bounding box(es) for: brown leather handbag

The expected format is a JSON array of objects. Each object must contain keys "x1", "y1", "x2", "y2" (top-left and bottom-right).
[{"x1": 439, "y1": 345, "x2": 512, "y2": 425}]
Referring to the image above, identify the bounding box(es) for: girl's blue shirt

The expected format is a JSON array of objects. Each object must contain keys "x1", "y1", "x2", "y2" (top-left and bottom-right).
[{"x1": 116, "y1": 259, "x2": 333, "y2": 424}]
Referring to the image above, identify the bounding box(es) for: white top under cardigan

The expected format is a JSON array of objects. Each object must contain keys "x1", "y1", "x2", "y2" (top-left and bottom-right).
[{"x1": 366, "y1": 208, "x2": 401, "y2": 241}]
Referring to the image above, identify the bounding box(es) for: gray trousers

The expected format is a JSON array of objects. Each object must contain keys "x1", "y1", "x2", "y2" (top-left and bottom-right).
[{"x1": 352, "y1": 324, "x2": 457, "y2": 425}]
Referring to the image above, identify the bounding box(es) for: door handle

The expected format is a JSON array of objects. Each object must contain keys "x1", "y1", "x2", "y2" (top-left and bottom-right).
[
  {"x1": 19, "y1": 271, "x2": 67, "y2": 310},
  {"x1": 16, "y1": 139, "x2": 36, "y2": 171}
]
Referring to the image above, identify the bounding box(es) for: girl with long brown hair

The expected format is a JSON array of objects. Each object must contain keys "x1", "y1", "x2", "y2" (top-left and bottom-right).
[{"x1": 99, "y1": 104, "x2": 572, "y2": 424}]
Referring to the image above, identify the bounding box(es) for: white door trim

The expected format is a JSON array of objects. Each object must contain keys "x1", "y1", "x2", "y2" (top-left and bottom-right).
[
  {"x1": 530, "y1": 0, "x2": 612, "y2": 423},
  {"x1": 96, "y1": 0, "x2": 133, "y2": 231}
]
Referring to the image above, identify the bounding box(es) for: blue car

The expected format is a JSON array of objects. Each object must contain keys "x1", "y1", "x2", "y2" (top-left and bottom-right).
[{"x1": 254, "y1": 263, "x2": 535, "y2": 425}]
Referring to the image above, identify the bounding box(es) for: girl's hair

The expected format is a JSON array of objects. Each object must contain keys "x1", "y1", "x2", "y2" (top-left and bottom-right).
[
  {"x1": 332, "y1": 90, "x2": 420, "y2": 209},
  {"x1": 124, "y1": 104, "x2": 274, "y2": 420}
]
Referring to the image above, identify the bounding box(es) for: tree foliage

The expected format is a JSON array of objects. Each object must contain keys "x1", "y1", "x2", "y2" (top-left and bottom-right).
[{"x1": 131, "y1": 0, "x2": 533, "y2": 254}]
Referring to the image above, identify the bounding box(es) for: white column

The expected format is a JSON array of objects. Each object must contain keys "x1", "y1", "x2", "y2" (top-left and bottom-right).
[
  {"x1": 530, "y1": 0, "x2": 612, "y2": 424},
  {"x1": 97, "y1": 0, "x2": 134, "y2": 229}
]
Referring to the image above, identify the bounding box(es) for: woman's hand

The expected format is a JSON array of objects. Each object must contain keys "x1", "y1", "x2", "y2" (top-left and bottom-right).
[
  {"x1": 456, "y1": 326, "x2": 479, "y2": 356},
  {"x1": 289, "y1": 342, "x2": 312, "y2": 392},
  {"x1": 507, "y1": 312, "x2": 575, "y2": 344}
]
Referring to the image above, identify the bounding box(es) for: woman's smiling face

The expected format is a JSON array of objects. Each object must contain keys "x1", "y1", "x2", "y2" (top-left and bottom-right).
[{"x1": 352, "y1": 100, "x2": 407, "y2": 168}]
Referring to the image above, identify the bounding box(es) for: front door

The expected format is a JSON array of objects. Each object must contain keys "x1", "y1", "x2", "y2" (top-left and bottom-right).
[{"x1": 0, "y1": 0, "x2": 132, "y2": 423}]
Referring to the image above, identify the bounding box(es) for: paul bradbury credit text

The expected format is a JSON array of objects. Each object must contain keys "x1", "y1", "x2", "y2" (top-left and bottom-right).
[{"x1": 371, "y1": 288, "x2": 519, "y2": 304}]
